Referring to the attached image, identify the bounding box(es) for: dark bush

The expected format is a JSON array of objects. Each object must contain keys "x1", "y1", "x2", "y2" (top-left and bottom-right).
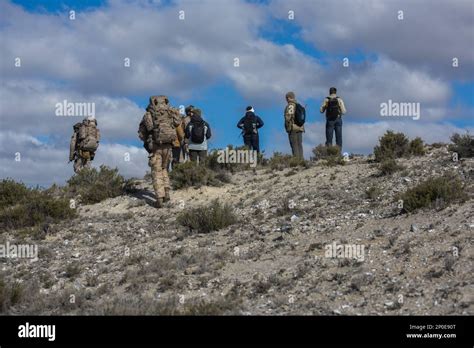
[
  {"x1": 170, "y1": 161, "x2": 230, "y2": 189},
  {"x1": 396, "y1": 174, "x2": 467, "y2": 213},
  {"x1": 409, "y1": 137, "x2": 425, "y2": 156},
  {"x1": 379, "y1": 158, "x2": 404, "y2": 176},
  {"x1": 66, "y1": 165, "x2": 124, "y2": 204},
  {"x1": 0, "y1": 179, "x2": 30, "y2": 210},
  {"x1": 0, "y1": 179, "x2": 76, "y2": 231},
  {"x1": 267, "y1": 152, "x2": 309, "y2": 171},
  {"x1": 177, "y1": 200, "x2": 237, "y2": 234},
  {"x1": 311, "y1": 144, "x2": 345, "y2": 166},
  {"x1": 374, "y1": 131, "x2": 410, "y2": 162},
  {"x1": 448, "y1": 132, "x2": 474, "y2": 158}
]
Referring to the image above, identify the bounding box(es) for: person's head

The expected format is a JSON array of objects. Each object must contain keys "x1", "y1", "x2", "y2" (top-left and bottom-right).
[
  {"x1": 329, "y1": 87, "x2": 337, "y2": 95},
  {"x1": 185, "y1": 105, "x2": 194, "y2": 116},
  {"x1": 285, "y1": 91, "x2": 295, "y2": 102},
  {"x1": 193, "y1": 108, "x2": 202, "y2": 118},
  {"x1": 246, "y1": 106, "x2": 254, "y2": 113}
]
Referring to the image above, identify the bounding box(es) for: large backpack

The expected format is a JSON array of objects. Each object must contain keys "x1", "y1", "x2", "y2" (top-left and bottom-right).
[
  {"x1": 243, "y1": 114, "x2": 257, "y2": 135},
  {"x1": 190, "y1": 120, "x2": 206, "y2": 144},
  {"x1": 294, "y1": 103, "x2": 306, "y2": 127},
  {"x1": 149, "y1": 107, "x2": 177, "y2": 145},
  {"x1": 326, "y1": 97, "x2": 341, "y2": 120},
  {"x1": 78, "y1": 121, "x2": 100, "y2": 152}
]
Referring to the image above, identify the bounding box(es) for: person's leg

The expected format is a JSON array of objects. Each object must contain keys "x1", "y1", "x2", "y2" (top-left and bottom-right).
[
  {"x1": 297, "y1": 132, "x2": 303, "y2": 160},
  {"x1": 252, "y1": 134, "x2": 260, "y2": 154},
  {"x1": 73, "y1": 157, "x2": 82, "y2": 173},
  {"x1": 161, "y1": 147, "x2": 172, "y2": 201},
  {"x1": 325, "y1": 120, "x2": 335, "y2": 146},
  {"x1": 189, "y1": 150, "x2": 197, "y2": 162},
  {"x1": 335, "y1": 117, "x2": 343, "y2": 149},
  {"x1": 243, "y1": 135, "x2": 252, "y2": 150},
  {"x1": 289, "y1": 131, "x2": 296, "y2": 156},
  {"x1": 198, "y1": 150, "x2": 207, "y2": 164},
  {"x1": 149, "y1": 151, "x2": 166, "y2": 201},
  {"x1": 171, "y1": 146, "x2": 181, "y2": 168}
]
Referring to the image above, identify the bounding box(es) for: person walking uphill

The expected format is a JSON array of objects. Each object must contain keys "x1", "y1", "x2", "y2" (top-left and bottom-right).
[
  {"x1": 320, "y1": 87, "x2": 346, "y2": 148},
  {"x1": 69, "y1": 117, "x2": 100, "y2": 173},
  {"x1": 284, "y1": 91, "x2": 305, "y2": 160},
  {"x1": 185, "y1": 108, "x2": 211, "y2": 163},
  {"x1": 138, "y1": 95, "x2": 181, "y2": 208},
  {"x1": 237, "y1": 106, "x2": 264, "y2": 153}
]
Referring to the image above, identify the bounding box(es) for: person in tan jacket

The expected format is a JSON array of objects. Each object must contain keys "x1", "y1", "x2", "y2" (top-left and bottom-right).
[
  {"x1": 284, "y1": 91, "x2": 304, "y2": 160},
  {"x1": 320, "y1": 87, "x2": 347, "y2": 148},
  {"x1": 171, "y1": 121, "x2": 185, "y2": 168}
]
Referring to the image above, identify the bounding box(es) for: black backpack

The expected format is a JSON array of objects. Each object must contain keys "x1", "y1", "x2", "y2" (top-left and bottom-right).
[
  {"x1": 243, "y1": 114, "x2": 257, "y2": 135},
  {"x1": 190, "y1": 120, "x2": 206, "y2": 144},
  {"x1": 294, "y1": 103, "x2": 306, "y2": 127},
  {"x1": 326, "y1": 97, "x2": 341, "y2": 120}
]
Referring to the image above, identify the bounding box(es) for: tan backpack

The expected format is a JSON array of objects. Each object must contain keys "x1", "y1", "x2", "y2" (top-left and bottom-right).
[
  {"x1": 78, "y1": 119, "x2": 100, "y2": 152},
  {"x1": 147, "y1": 107, "x2": 177, "y2": 145}
]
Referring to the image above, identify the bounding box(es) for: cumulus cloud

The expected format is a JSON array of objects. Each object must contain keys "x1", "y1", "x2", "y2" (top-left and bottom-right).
[
  {"x1": 270, "y1": 0, "x2": 474, "y2": 80},
  {"x1": 0, "y1": 0, "x2": 471, "y2": 186}
]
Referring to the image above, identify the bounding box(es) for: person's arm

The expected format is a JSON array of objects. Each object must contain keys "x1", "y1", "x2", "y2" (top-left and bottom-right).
[
  {"x1": 320, "y1": 98, "x2": 328, "y2": 113},
  {"x1": 172, "y1": 109, "x2": 181, "y2": 127},
  {"x1": 284, "y1": 103, "x2": 295, "y2": 132},
  {"x1": 237, "y1": 117, "x2": 245, "y2": 129},
  {"x1": 205, "y1": 122, "x2": 212, "y2": 139},
  {"x1": 256, "y1": 116, "x2": 264, "y2": 128},
  {"x1": 176, "y1": 124, "x2": 185, "y2": 143},
  {"x1": 185, "y1": 123, "x2": 191, "y2": 139},
  {"x1": 338, "y1": 98, "x2": 347, "y2": 115}
]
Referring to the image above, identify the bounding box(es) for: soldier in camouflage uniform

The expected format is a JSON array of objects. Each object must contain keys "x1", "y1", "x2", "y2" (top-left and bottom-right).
[
  {"x1": 69, "y1": 117, "x2": 100, "y2": 173},
  {"x1": 138, "y1": 95, "x2": 181, "y2": 208}
]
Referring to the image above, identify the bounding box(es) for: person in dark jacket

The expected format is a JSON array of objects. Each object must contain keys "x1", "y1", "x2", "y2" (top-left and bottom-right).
[
  {"x1": 185, "y1": 108, "x2": 211, "y2": 163},
  {"x1": 237, "y1": 106, "x2": 264, "y2": 153}
]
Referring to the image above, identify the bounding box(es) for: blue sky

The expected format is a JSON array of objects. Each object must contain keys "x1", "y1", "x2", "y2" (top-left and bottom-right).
[{"x1": 1, "y1": 0, "x2": 473, "y2": 186}]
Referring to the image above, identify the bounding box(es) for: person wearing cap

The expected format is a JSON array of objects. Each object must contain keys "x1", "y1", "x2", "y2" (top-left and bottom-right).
[
  {"x1": 237, "y1": 106, "x2": 264, "y2": 153},
  {"x1": 284, "y1": 91, "x2": 304, "y2": 159},
  {"x1": 185, "y1": 108, "x2": 212, "y2": 163},
  {"x1": 320, "y1": 87, "x2": 346, "y2": 148},
  {"x1": 180, "y1": 105, "x2": 194, "y2": 161}
]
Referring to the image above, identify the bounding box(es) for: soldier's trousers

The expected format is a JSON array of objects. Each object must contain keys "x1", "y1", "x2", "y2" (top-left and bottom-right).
[
  {"x1": 73, "y1": 156, "x2": 91, "y2": 173},
  {"x1": 149, "y1": 145, "x2": 172, "y2": 199}
]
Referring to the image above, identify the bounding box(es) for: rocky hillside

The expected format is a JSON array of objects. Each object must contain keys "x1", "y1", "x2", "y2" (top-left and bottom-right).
[{"x1": 1, "y1": 145, "x2": 473, "y2": 315}]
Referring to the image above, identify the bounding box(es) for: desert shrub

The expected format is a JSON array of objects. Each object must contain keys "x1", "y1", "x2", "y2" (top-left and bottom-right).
[
  {"x1": 409, "y1": 137, "x2": 425, "y2": 156},
  {"x1": 177, "y1": 200, "x2": 237, "y2": 234},
  {"x1": 0, "y1": 179, "x2": 31, "y2": 209},
  {"x1": 365, "y1": 186, "x2": 382, "y2": 200},
  {"x1": 267, "y1": 152, "x2": 309, "y2": 171},
  {"x1": 396, "y1": 174, "x2": 467, "y2": 213},
  {"x1": 0, "y1": 276, "x2": 24, "y2": 313},
  {"x1": 0, "y1": 179, "x2": 76, "y2": 231},
  {"x1": 379, "y1": 158, "x2": 404, "y2": 176},
  {"x1": 66, "y1": 165, "x2": 124, "y2": 204},
  {"x1": 374, "y1": 131, "x2": 410, "y2": 162},
  {"x1": 311, "y1": 144, "x2": 345, "y2": 166},
  {"x1": 448, "y1": 132, "x2": 474, "y2": 158},
  {"x1": 170, "y1": 161, "x2": 230, "y2": 189},
  {"x1": 206, "y1": 145, "x2": 257, "y2": 173}
]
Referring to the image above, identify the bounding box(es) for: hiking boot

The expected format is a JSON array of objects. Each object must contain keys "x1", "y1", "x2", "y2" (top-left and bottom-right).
[
  {"x1": 164, "y1": 189, "x2": 171, "y2": 202},
  {"x1": 155, "y1": 198, "x2": 164, "y2": 208}
]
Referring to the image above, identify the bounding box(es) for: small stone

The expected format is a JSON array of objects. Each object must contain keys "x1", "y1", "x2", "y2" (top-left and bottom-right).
[{"x1": 410, "y1": 224, "x2": 418, "y2": 232}]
